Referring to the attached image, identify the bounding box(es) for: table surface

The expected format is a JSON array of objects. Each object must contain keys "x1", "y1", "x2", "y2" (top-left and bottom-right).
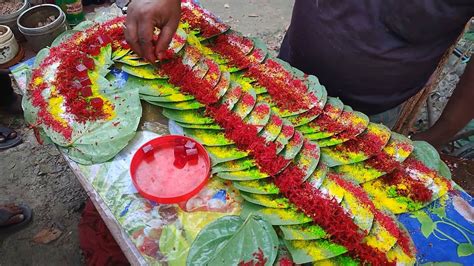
[{"x1": 10, "y1": 27, "x2": 474, "y2": 266}]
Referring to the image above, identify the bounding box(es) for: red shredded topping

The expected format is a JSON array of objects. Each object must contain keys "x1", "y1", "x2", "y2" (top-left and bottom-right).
[
  {"x1": 238, "y1": 248, "x2": 267, "y2": 266},
  {"x1": 330, "y1": 173, "x2": 415, "y2": 256},
  {"x1": 336, "y1": 130, "x2": 386, "y2": 156},
  {"x1": 181, "y1": 1, "x2": 227, "y2": 38},
  {"x1": 245, "y1": 60, "x2": 313, "y2": 112},
  {"x1": 27, "y1": 17, "x2": 130, "y2": 139},
  {"x1": 274, "y1": 166, "x2": 393, "y2": 265}
]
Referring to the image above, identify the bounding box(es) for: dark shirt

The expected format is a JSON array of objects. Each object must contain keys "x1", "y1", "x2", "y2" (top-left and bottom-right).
[{"x1": 279, "y1": 0, "x2": 473, "y2": 115}]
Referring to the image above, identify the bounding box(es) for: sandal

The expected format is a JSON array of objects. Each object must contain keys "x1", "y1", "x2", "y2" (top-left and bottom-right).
[
  {"x1": 0, "y1": 126, "x2": 22, "y2": 150},
  {"x1": 0, "y1": 203, "x2": 32, "y2": 235}
]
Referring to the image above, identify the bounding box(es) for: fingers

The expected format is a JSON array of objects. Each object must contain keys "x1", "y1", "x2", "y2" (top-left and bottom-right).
[
  {"x1": 155, "y1": 20, "x2": 180, "y2": 60},
  {"x1": 124, "y1": 16, "x2": 141, "y2": 56},
  {"x1": 137, "y1": 17, "x2": 158, "y2": 62}
]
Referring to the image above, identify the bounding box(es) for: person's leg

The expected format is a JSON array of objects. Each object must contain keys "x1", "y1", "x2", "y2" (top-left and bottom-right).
[
  {"x1": 0, "y1": 69, "x2": 22, "y2": 149},
  {"x1": 369, "y1": 104, "x2": 403, "y2": 129},
  {"x1": 0, "y1": 69, "x2": 16, "y2": 108}
]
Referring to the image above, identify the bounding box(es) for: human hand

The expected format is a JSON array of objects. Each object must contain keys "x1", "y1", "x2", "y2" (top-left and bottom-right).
[{"x1": 125, "y1": 0, "x2": 181, "y2": 62}]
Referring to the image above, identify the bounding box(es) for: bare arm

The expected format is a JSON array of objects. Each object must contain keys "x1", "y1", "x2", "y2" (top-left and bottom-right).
[
  {"x1": 125, "y1": 0, "x2": 181, "y2": 62},
  {"x1": 412, "y1": 58, "x2": 474, "y2": 148}
]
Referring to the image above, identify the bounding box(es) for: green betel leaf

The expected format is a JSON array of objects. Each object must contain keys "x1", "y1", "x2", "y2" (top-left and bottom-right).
[
  {"x1": 281, "y1": 131, "x2": 304, "y2": 160},
  {"x1": 51, "y1": 30, "x2": 79, "y2": 47},
  {"x1": 112, "y1": 48, "x2": 130, "y2": 60},
  {"x1": 221, "y1": 81, "x2": 244, "y2": 110},
  {"x1": 93, "y1": 44, "x2": 114, "y2": 77},
  {"x1": 60, "y1": 87, "x2": 142, "y2": 164},
  {"x1": 175, "y1": 122, "x2": 222, "y2": 130},
  {"x1": 457, "y1": 243, "x2": 474, "y2": 257},
  {"x1": 306, "y1": 162, "x2": 328, "y2": 187},
  {"x1": 298, "y1": 96, "x2": 344, "y2": 135},
  {"x1": 115, "y1": 56, "x2": 150, "y2": 67},
  {"x1": 217, "y1": 167, "x2": 269, "y2": 181},
  {"x1": 317, "y1": 255, "x2": 359, "y2": 266},
  {"x1": 244, "y1": 103, "x2": 271, "y2": 132},
  {"x1": 233, "y1": 88, "x2": 257, "y2": 119},
  {"x1": 121, "y1": 64, "x2": 168, "y2": 79},
  {"x1": 233, "y1": 179, "x2": 280, "y2": 195},
  {"x1": 212, "y1": 157, "x2": 256, "y2": 173},
  {"x1": 240, "y1": 192, "x2": 290, "y2": 209},
  {"x1": 320, "y1": 123, "x2": 391, "y2": 167},
  {"x1": 183, "y1": 128, "x2": 233, "y2": 146},
  {"x1": 241, "y1": 201, "x2": 312, "y2": 226},
  {"x1": 163, "y1": 109, "x2": 214, "y2": 124},
  {"x1": 142, "y1": 93, "x2": 195, "y2": 103},
  {"x1": 293, "y1": 140, "x2": 320, "y2": 180},
  {"x1": 72, "y1": 20, "x2": 94, "y2": 31},
  {"x1": 284, "y1": 239, "x2": 347, "y2": 264},
  {"x1": 186, "y1": 216, "x2": 243, "y2": 266},
  {"x1": 126, "y1": 75, "x2": 180, "y2": 96},
  {"x1": 248, "y1": 37, "x2": 268, "y2": 64},
  {"x1": 438, "y1": 160, "x2": 452, "y2": 179},
  {"x1": 412, "y1": 140, "x2": 441, "y2": 171},
  {"x1": 206, "y1": 145, "x2": 249, "y2": 165},
  {"x1": 280, "y1": 224, "x2": 327, "y2": 241},
  {"x1": 187, "y1": 215, "x2": 279, "y2": 266},
  {"x1": 153, "y1": 100, "x2": 204, "y2": 110},
  {"x1": 33, "y1": 48, "x2": 50, "y2": 69},
  {"x1": 259, "y1": 114, "x2": 283, "y2": 142}
]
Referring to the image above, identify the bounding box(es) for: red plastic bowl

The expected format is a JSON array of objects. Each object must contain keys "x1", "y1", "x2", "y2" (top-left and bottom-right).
[{"x1": 130, "y1": 135, "x2": 211, "y2": 204}]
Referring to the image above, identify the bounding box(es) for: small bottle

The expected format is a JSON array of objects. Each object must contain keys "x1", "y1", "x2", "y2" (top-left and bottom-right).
[{"x1": 55, "y1": 0, "x2": 85, "y2": 27}]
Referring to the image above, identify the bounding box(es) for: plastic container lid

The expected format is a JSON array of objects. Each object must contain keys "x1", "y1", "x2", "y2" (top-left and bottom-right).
[{"x1": 130, "y1": 135, "x2": 211, "y2": 204}]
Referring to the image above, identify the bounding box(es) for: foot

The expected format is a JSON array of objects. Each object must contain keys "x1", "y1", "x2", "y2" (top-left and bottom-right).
[
  {"x1": 0, "y1": 126, "x2": 21, "y2": 150},
  {"x1": 0, "y1": 204, "x2": 26, "y2": 227}
]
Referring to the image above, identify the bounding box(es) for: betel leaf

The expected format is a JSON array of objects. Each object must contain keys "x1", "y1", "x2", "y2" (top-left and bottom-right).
[
  {"x1": 51, "y1": 30, "x2": 79, "y2": 47},
  {"x1": 163, "y1": 109, "x2": 214, "y2": 124},
  {"x1": 186, "y1": 215, "x2": 279, "y2": 266},
  {"x1": 280, "y1": 224, "x2": 327, "y2": 241},
  {"x1": 183, "y1": 128, "x2": 233, "y2": 146},
  {"x1": 206, "y1": 145, "x2": 249, "y2": 165},
  {"x1": 126, "y1": 75, "x2": 180, "y2": 96},
  {"x1": 438, "y1": 160, "x2": 452, "y2": 179},
  {"x1": 72, "y1": 20, "x2": 95, "y2": 31},
  {"x1": 412, "y1": 140, "x2": 441, "y2": 171},
  {"x1": 186, "y1": 216, "x2": 242, "y2": 266},
  {"x1": 240, "y1": 192, "x2": 290, "y2": 209},
  {"x1": 212, "y1": 157, "x2": 256, "y2": 173},
  {"x1": 175, "y1": 122, "x2": 222, "y2": 130},
  {"x1": 280, "y1": 131, "x2": 304, "y2": 160},
  {"x1": 232, "y1": 179, "x2": 280, "y2": 195},
  {"x1": 457, "y1": 243, "x2": 474, "y2": 257},
  {"x1": 33, "y1": 48, "x2": 50, "y2": 69},
  {"x1": 284, "y1": 239, "x2": 347, "y2": 264},
  {"x1": 153, "y1": 100, "x2": 204, "y2": 110},
  {"x1": 240, "y1": 201, "x2": 311, "y2": 226},
  {"x1": 60, "y1": 87, "x2": 142, "y2": 164},
  {"x1": 217, "y1": 167, "x2": 269, "y2": 181}
]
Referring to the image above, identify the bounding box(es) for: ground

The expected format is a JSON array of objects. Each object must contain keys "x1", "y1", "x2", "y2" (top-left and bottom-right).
[{"x1": 0, "y1": 1, "x2": 471, "y2": 265}]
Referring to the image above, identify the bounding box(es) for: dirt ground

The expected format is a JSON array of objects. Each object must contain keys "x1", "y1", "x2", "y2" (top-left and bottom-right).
[
  {"x1": 0, "y1": 1, "x2": 293, "y2": 265},
  {"x1": 0, "y1": 1, "x2": 470, "y2": 265}
]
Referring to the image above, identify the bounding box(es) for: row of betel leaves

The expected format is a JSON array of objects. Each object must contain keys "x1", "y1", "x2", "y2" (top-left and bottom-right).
[{"x1": 115, "y1": 15, "x2": 453, "y2": 265}]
